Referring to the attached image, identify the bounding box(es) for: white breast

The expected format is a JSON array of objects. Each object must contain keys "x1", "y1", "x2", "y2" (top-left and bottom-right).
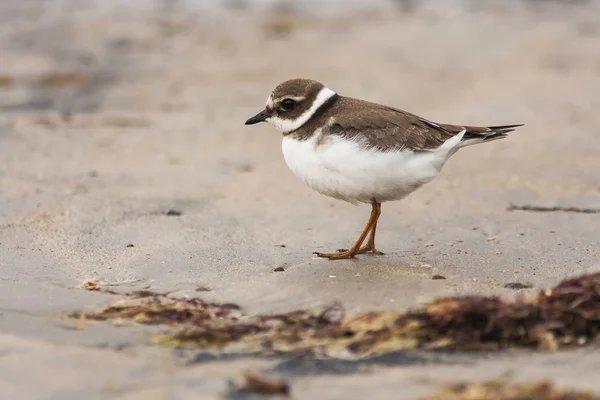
[{"x1": 281, "y1": 131, "x2": 459, "y2": 204}]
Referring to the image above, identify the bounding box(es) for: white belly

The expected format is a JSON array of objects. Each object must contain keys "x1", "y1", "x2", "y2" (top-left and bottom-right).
[{"x1": 281, "y1": 133, "x2": 452, "y2": 204}]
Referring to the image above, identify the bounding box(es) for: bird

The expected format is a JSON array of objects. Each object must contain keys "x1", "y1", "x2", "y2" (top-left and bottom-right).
[{"x1": 245, "y1": 78, "x2": 522, "y2": 260}]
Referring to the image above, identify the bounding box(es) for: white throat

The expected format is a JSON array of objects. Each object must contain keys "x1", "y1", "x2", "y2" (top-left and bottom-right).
[{"x1": 266, "y1": 87, "x2": 337, "y2": 134}]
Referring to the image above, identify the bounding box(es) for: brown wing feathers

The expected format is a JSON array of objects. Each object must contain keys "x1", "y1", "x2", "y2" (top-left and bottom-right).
[{"x1": 319, "y1": 96, "x2": 521, "y2": 151}]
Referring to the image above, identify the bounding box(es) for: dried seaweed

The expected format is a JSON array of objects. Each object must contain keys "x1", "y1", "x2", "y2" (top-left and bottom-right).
[
  {"x1": 72, "y1": 298, "x2": 241, "y2": 325},
  {"x1": 507, "y1": 204, "x2": 600, "y2": 214},
  {"x1": 34, "y1": 72, "x2": 92, "y2": 88},
  {"x1": 421, "y1": 379, "x2": 597, "y2": 400},
  {"x1": 77, "y1": 280, "x2": 171, "y2": 298},
  {"x1": 72, "y1": 272, "x2": 600, "y2": 357},
  {"x1": 78, "y1": 280, "x2": 119, "y2": 295}
]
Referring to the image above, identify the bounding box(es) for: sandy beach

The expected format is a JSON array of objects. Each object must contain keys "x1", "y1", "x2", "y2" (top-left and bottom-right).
[{"x1": 1, "y1": 1, "x2": 600, "y2": 398}]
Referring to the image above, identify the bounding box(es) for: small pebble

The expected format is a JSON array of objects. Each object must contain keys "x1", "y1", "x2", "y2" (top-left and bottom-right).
[
  {"x1": 504, "y1": 282, "x2": 534, "y2": 290},
  {"x1": 273, "y1": 266, "x2": 285, "y2": 272},
  {"x1": 432, "y1": 274, "x2": 446, "y2": 280}
]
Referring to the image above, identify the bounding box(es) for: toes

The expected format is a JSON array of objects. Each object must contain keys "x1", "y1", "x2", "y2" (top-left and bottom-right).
[
  {"x1": 329, "y1": 254, "x2": 355, "y2": 260},
  {"x1": 356, "y1": 247, "x2": 385, "y2": 255},
  {"x1": 313, "y1": 251, "x2": 355, "y2": 260},
  {"x1": 336, "y1": 248, "x2": 349, "y2": 252},
  {"x1": 314, "y1": 252, "x2": 338, "y2": 259}
]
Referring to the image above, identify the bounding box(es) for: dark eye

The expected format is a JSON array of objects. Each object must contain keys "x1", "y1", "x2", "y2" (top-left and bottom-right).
[{"x1": 280, "y1": 99, "x2": 296, "y2": 111}]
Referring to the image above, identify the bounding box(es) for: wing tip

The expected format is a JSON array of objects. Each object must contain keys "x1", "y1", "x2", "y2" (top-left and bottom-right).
[{"x1": 488, "y1": 123, "x2": 524, "y2": 132}]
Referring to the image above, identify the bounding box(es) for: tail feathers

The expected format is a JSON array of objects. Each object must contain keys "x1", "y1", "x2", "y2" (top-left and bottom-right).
[
  {"x1": 483, "y1": 124, "x2": 524, "y2": 136},
  {"x1": 486, "y1": 124, "x2": 524, "y2": 132},
  {"x1": 434, "y1": 123, "x2": 522, "y2": 164},
  {"x1": 459, "y1": 123, "x2": 523, "y2": 146}
]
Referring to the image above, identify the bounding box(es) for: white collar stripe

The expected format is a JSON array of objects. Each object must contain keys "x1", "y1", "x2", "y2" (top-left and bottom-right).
[{"x1": 266, "y1": 87, "x2": 337, "y2": 134}]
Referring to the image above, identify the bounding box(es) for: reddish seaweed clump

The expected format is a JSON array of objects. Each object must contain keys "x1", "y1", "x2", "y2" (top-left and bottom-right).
[{"x1": 73, "y1": 272, "x2": 600, "y2": 356}]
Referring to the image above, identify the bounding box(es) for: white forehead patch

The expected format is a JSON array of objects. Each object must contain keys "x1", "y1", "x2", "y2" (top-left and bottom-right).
[
  {"x1": 266, "y1": 95, "x2": 274, "y2": 108},
  {"x1": 266, "y1": 87, "x2": 337, "y2": 134}
]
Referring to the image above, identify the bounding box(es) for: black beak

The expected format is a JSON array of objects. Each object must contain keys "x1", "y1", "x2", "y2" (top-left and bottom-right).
[{"x1": 245, "y1": 109, "x2": 270, "y2": 125}]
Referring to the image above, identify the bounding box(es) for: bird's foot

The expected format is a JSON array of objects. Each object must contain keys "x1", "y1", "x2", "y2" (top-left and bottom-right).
[
  {"x1": 358, "y1": 245, "x2": 385, "y2": 255},
  {"x1": 335, "y1": 246, "x2": 385, "y2": 256},
  {"x1": 314, "y1": 245, "x2": 384, "y2": 260},
  {"x1": 313, "y1": 250, "x2": 357, "y2": 260}
]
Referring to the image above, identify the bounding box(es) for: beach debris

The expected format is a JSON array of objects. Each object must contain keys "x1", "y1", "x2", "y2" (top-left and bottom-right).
[
  {"x1": 71, "y1": 272, "x2": 600, "y2": 357},
  {"x1": 239, "y1": 372, "x2": 290, "y2": 396},
  {"x1": 504, "y1": 282, "x2": 534, "y2": 290},
  {"x1": 421, "y1": 379, "x2": 596, "y2": 400},
  {"x1": 164, "y1": 209, "x2": 183, "y2": 216},
  {"x1": 507, "y1": 204, "x2": 600, "y2": 214},
  {"x1": 77, "y1": 280, "x2": 170, "y2": 298}
]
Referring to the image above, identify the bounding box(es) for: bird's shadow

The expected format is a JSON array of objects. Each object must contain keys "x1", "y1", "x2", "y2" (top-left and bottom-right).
[
  {"x1": 183, "y1": 348, "x2": 475, "y2": 375},
  {"x1": 202, "y1": 350, "x2": 480, "y2": 399}
]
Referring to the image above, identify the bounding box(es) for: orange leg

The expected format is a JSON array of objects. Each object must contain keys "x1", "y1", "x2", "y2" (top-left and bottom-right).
[
  {"x1": 314, "y1": 202, "x2": 383, "y2": 260},
  {"x1": 356, "y1": 207, "x2": 384, "y2": 255}
]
